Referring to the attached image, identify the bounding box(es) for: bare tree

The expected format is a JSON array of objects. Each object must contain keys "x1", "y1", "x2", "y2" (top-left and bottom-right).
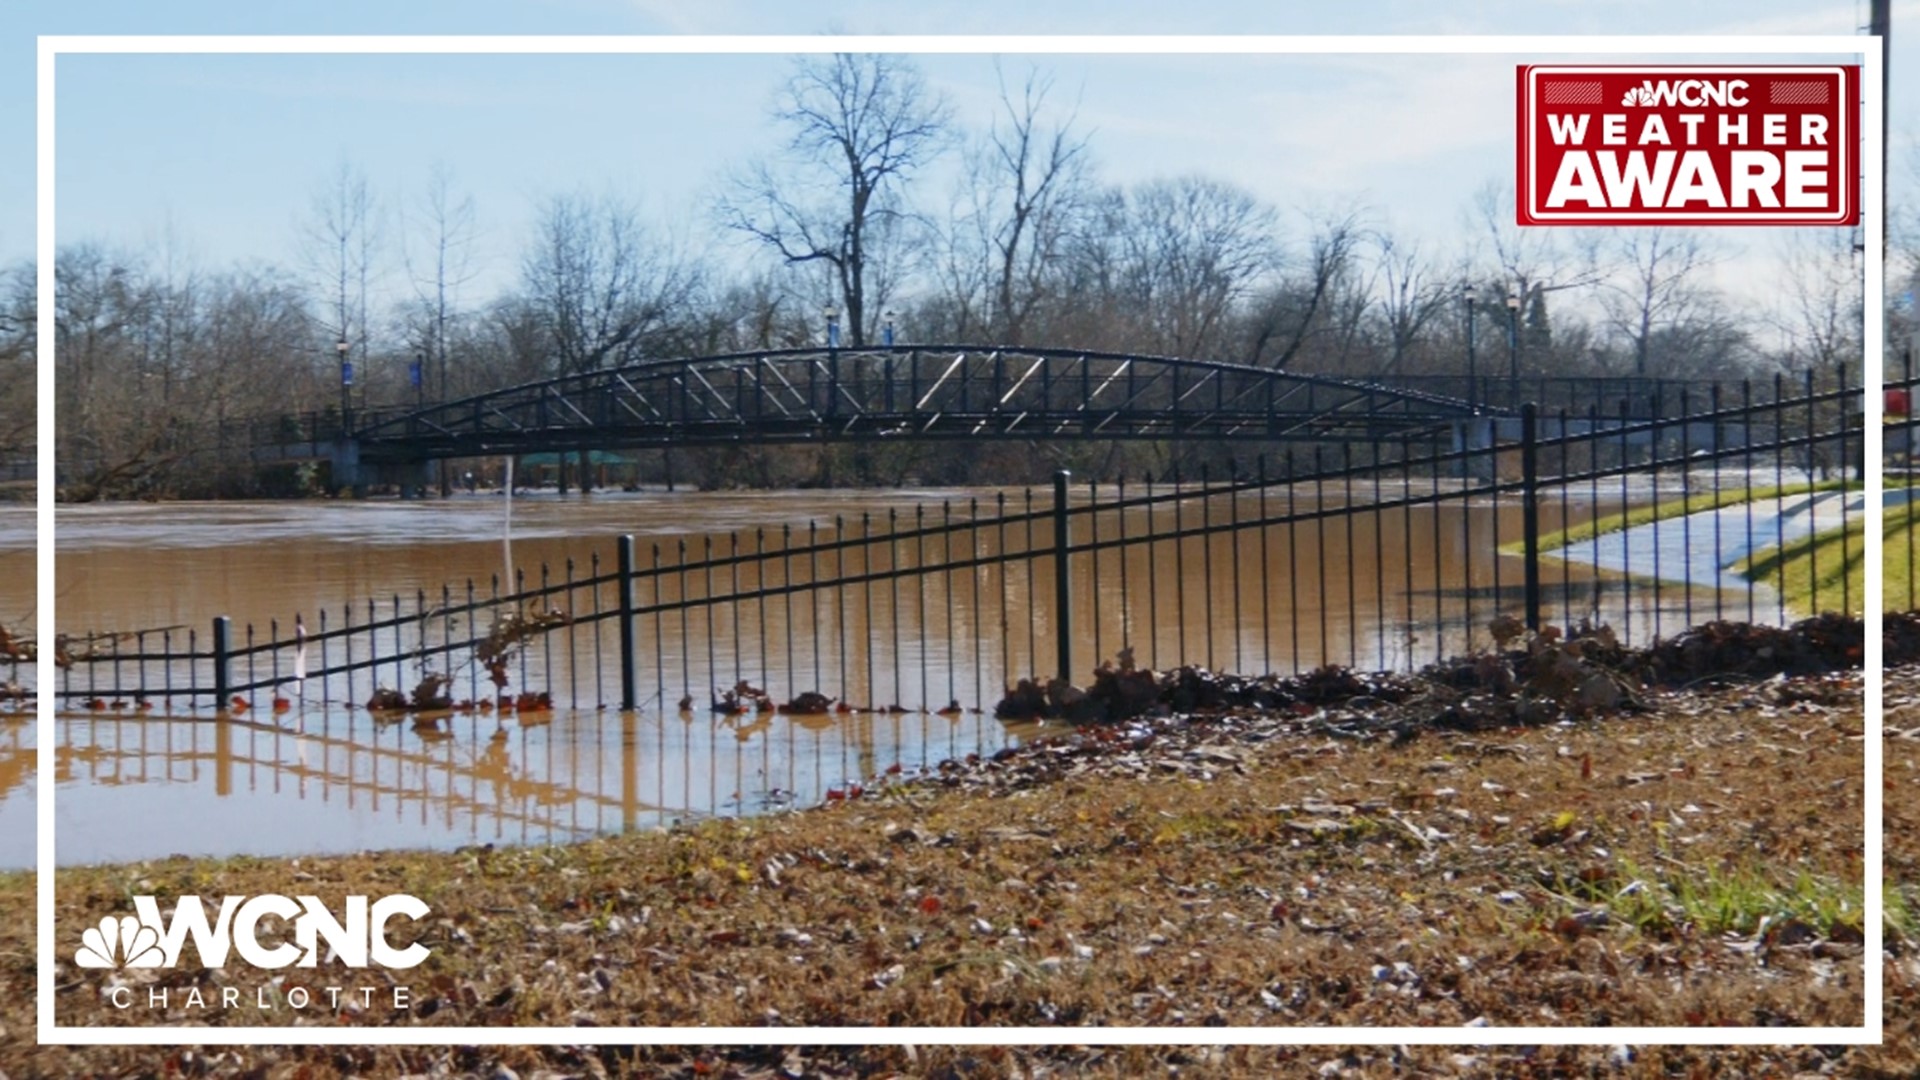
[
  {"x1": 521, "y1": 190, "x2": 700, "y2": 490},
  {"x1": 1369, "y1": 232, "x2": 1449, "y2": 375},
  {"x1": 0, "y1": 260, "x2": 34, "y2": 460},
  {"x1": 1469, "y1": 180, "x2": 1608, "y2": 372},
  {"x1": 299, "y1": 160, "x2": 382, "y2": 407},
  {"x1": 720, "y1": 53, "x2": 951, "y2": 346},
  {"x1": 403, "y1": 162, "x2": 482, "y2": 403},
  {"x1": 1773, "y1": 226, "x2": 1864, "y2": 372},
  {"x1": 523, "y1": 191, "x2": 696, "y2": 378},
  {"x1": 144, "y1": 216, "x2": 200, "y2": 408},
  {"x1": 1600, "y1": 228, "x2": 1717, "y2": 376},
  {"x1": 53, "y1": 245, "x2": 171, "y2": 498},
  {"x1": 193, "y1": 267, "x2": 321, "y2": 490},
  {"x1": 1242, "y1": 209, "x2": 1359, "y2": 370},
  {"x1": 965, "y1": 63, "x2": 1091, "y2": 344},
  {"x1": 53, "y1": 240, "x2": 325, "y2": 500},
  {"x1": 400, "y1": 164, "x2": 483, "y2": 493},
  {"x1": 1121, "y1": 176, "x2": 1280, "y2": 358}
]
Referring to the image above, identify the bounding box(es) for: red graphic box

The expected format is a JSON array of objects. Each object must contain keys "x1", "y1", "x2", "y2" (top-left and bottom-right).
[{"x1": 1517, "y1": 65, "x2": 1859, "y2": 226}]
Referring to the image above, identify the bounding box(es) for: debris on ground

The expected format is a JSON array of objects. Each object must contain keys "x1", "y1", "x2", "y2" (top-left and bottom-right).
[
  {"x1": 995, "y1": 614, "x2": 1866, "y2": 735},
  {"x1": 713, "y1": 680, "x2": 775, "y2": 715}
]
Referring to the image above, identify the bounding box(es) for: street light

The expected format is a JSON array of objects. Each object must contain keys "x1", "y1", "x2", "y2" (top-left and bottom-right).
[
  {"x1": 1463, "y1": 283, "x2": 1478, "y2": 412},
  {"x1": 412, "y1": 351, "x2": 425, "y2": 410},
  {"x1": 1504, "y1": 285, "x2": 1522, "y2": 387},
  {"x1": 337, "y1": 337, "x2": 352, "y2": 434},
  {"x1": 824, "y1": 304, "x2": 840, "y2": 349},
  {"x1": 883, "y1": 309, "x2": 896, "y2": 348}
]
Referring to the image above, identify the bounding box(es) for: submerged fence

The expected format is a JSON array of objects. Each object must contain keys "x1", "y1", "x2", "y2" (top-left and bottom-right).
[
  {"x1": 2, "y1": 652, "x2": 26, "y2": 716},
  {"x1": 56, "y1": 368, "x2": 1863, "y2": 717},
  {"x1": 1884, "y1": 351, "x2": 1920, "y2": 612}
]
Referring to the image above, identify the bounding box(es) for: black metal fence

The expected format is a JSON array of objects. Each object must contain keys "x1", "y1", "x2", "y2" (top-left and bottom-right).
[
  {"x1": 1885, "y1": 350, "x2": 1920, "y2": 611},
  {"x1": 1, "y1": 654, "x2": 24, "y2": 715},
  {"x1": 56, "y1": 367, "x2": 1863, "y2": 717}
]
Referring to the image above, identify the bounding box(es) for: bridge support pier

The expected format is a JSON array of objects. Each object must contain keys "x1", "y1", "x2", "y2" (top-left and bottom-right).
[
  {"x1": 328, "y1": 440, "x2": 432, "y2": 497},
  {"x1": 390, "y1": 460, "x2": 433, "y2": 499},
  {"x1": 1450, "y1": 418, "x2": 1499, "y2": 481},
  {"x1": 328, "y1": 439, "x2": 365, "y2": 498}
]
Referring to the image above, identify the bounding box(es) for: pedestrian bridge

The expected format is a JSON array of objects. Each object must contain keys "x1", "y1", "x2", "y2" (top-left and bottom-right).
[{"x1": 345, "y1": 345, "x2": 1491, "y2": 466}]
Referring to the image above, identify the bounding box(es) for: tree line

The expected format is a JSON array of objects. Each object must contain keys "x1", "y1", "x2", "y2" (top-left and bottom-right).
[{"x1": 6, "y1": 54, "x2": 1876, "y2": 500}]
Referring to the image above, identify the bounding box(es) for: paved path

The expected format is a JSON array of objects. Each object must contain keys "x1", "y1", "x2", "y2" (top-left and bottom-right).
[{"x1": 1547, "y1": 488, "x2": 1885, "y2": 595}]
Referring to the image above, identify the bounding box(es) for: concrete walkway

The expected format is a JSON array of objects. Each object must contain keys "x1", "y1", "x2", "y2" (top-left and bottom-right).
[{"x1": 1546, "y1": 488, "x2": 1886, "y2": 594}]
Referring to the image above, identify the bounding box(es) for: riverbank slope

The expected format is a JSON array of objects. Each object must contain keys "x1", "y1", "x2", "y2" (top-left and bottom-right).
[{"x1": 0, "y1": 622, "x2": 1900, "y2": 1076}]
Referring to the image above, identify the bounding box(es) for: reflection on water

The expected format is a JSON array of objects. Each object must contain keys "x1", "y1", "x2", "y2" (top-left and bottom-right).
[
  {"x1": 39, "y1": 701, "x2": 1025, "y2": 868},
  {"x1": 1, "y1": 509, "x2": 35, "y2": 867},
  {"x1": 42, "y1": 481, "x2": 1785, "y2": 866},
  {"x1": 0, "y1": 716, "x2": 29, "y2": 867},
  {"x1": 57, "y1": 486, "x2": 1613, "y2": 708},
  {"x1": 1, "y1": 511, "x2": 34, "y2": 705}
]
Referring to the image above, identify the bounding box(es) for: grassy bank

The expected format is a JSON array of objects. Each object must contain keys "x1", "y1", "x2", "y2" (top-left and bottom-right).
[
  {"x1": 0, "y1": 663, "x2": 1878, "y2": 1076},
  {"x1": 1521, "y1": 480, "x2": 1850, "y2": 556},
  {"x1": 1738, "y1": 509, "x2": 1916, "y2": 614}
]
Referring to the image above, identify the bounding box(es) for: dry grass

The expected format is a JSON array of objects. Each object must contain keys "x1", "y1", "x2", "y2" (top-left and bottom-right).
[{"x1": 0, "y1": 660, "x2": 1891, "y2": 1076}]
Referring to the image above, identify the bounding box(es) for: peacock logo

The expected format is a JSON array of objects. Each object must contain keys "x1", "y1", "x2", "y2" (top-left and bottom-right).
[{"x1": 74, "y1": 915, "x2": 166, "y2": 969}]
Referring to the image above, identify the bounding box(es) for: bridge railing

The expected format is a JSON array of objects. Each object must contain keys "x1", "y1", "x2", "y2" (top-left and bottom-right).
[
  {"x1": 231, "y1": 407, "x2": 415, "y2": 450},
  {"x1": 1353, "y1": 372, "x2": 1828, "y2": 416},
  {"x1": 212, "y1": 354, "x2": 1846, "y2": 468},
  {"x1": 56, "y1": 368, "x2": 1866, "y2": 718}
]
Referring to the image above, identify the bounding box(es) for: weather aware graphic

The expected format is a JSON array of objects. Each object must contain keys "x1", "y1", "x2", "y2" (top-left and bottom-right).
[{"x1": 1517, "y1": 65, "x2": 1860, "y2": 225}]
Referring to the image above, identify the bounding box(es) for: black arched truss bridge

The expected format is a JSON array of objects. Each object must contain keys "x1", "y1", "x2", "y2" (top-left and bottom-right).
[{"x1": 350, "y1": 346, "x2": 1492, "y2": 464}]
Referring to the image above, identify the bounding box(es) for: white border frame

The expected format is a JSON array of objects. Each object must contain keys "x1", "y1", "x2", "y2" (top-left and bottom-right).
[
  {"x1": 34, "y1": 33, "x2": 1882, "y2": 1047},
  {"x1": 1519, "y1": 64, "x2": 1858, "y2": 225}
]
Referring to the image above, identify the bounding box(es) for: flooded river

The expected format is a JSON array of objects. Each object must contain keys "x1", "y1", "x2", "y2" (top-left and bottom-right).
[
  {"x1": 1, "y1": 506, "x2": 34, "y2": 871},
  {"x1": 9, "y1": 477, "x2": 1793, "y2": 867}
]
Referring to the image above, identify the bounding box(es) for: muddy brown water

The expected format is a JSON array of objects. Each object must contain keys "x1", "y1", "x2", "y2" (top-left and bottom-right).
[
  {"x1": 1, "y1": 507, "x2": 32, "y2": 870},
  {"x1": 17, "y1": 482, "x2": 1760, "y2": 867}
]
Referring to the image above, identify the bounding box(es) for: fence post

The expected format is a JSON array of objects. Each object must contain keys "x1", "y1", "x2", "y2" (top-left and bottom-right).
[
  {"x1": 1053, "y1": 470, "x2": 1073, "y2": 683},
  {"x1": 1520, "y1": 404, "x2": 1543, "y2": 631},
  {"x1": 618, "y1": 535, "x2": 638, "y2": 712},
  {"x1": 212, "y1": 616, "x2": 231, "y2": 709}
]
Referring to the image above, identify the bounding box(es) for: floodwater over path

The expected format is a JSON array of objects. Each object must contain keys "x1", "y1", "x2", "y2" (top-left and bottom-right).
[
  {"x1": 1546, "y1": 487, "x2": 1870, "y2": 620},
  {"x1": 19, "y1": 477, "x2": 1794, "y2": 867},
  {"x1": 0, "y1": 506, "x2": 32, "y2": 872}
]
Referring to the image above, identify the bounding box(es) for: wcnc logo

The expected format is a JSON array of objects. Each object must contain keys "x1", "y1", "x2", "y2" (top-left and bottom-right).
[
  {"x1": 74, "y1": 894, "x2": 431, "y2": 971},
  {"x1": 1619, "y1": 78, "x2": 1751, "y2": 108}
]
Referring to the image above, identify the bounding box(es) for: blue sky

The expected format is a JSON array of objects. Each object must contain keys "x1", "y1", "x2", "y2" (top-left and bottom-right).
[{"x1": 6, "y1": 1, "x2": 1913, "y2": 318}]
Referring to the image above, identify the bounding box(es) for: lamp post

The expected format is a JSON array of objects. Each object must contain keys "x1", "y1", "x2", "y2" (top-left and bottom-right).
[
  {"x1": 411, "y1": 351, "x2": 425, "y2": 410},
  {"x1": 883, "y1": 309, "x2": 896, "y2": 348},
  {"x1": 1463, "y1": 283, "x2": 1478, "y2": 412},
  {"x1": 336, "y1": 337, "x2": 352, "y2": 434},
  {"x1": 1504, "y1": 285, "x2": 1522, "y2": 395},
  {"x1": 824, "y1": 304, "x2": 840, "y2": 350}
]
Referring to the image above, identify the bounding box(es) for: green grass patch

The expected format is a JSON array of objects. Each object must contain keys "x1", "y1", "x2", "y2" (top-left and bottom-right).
[
  {"x1": 1737, "y1": 505, "x2": 1920, "y2": 614},
  {"x1": 1887, "y1": 501, "x2": 1920, "y2": 611},
  {"x1": 1594, "y1": 859, "x2": 1865, "y2": 940},
  {"x1": 1887, "y1": 881, "x2": 1920, "y2": 946},
  {"x1": 1519, "y1": 480, "x2": 1851, "y2": 556}
]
